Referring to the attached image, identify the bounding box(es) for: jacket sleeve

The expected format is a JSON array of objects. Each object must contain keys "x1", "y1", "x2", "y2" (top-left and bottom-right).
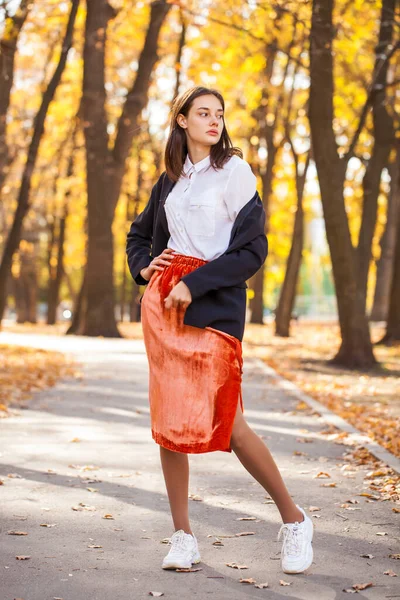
[
  {"x1": 181, "y1": 233, "x2": 268, "y2": 300},
  {"x1": 126, "y1": 179, "x2": 159, "y2": 286}
]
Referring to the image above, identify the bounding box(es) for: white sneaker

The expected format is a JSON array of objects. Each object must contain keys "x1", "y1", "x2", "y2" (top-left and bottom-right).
[
  {"x1": 277, "y1": 505, "x2": 313, "y2": 573},
  {"x1": 162, "y1": 529, "x2": 201, "y2": 570}
]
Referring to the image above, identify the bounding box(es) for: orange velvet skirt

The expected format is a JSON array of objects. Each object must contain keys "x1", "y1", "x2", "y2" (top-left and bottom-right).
[{"x1": 140, "y1": 253, "x2": 244, "y2": 454}]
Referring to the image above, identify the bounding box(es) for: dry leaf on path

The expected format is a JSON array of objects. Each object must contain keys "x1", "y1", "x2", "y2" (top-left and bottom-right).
[
  {"x1": 314, "y1": 472, "x2": 331, "y2": 478},
  {"x1": 88, "y1": 544, "x2": 102, "y2": 549},
  {"x1": 40, "y1": 523, "x2": 57, "y2": 527},
  {"x1": 103, "y1": 514, "x2": 114, "y2": 519},
  {"x1": 235, "y1": 531, "x2": 255, "y2": 537},
  {"x1": 309, "y1": 506, "x2": 321, "y2": 512},
  {"x1": 321, "y1": 482, "x2": 337, "y2": 488},
  {"x1": 344, "y1": 582, "x2": 374, "y2": 592},
  {"x1": 226, "y1": 562, "x2": 248, "y2": 569},
  {"x1": 389, "y1": 554, "x2": 400, "y2": 559},
  {"x1": 72, "y1": 503, "x2": 96, "y2": 512},
  {"x1": 175, "y1": 567, "x2": 202, "y2": 572},
  {"x1": 279, "y1": 579, "x2": 291, "y2": 586},
  {"x1": 239, "y1": 578, "x2": 256, "y2": 584},
  {"x1": 148, "y1": 593, "x2": 164, "y2": 597},
  {"x1": 212, "y1": 540, "x2": 224, "y2": 546},
  {"x1": 360, "y1": 554, "x2": 374, "y2": 559},
  {"x1": 236, "y1": 517, "x2": 256, "y2": 521},
  {"x1": 376, "y1": 531, "x2": 387, "y2": 536},
  {"x1": 15, "y1": 555, "x2": 31, "y2": 560},
  {"x1": 254, "y1": 582, "x2": 269, "y2": 588},
  {"x1": 189, "y1": 494, "x2": 203, "y2": 501},
  {"x1": 383, "y1": 570, "x2": 397, "y2": 576},
  {"x1": 8, "y1": 531, "x2": 28, "y2": 536}
]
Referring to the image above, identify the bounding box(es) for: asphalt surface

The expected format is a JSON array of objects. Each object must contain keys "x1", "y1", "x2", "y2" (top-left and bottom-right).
[{"x1": 0, "y1": 332, "x2": 399, "y2": 600}]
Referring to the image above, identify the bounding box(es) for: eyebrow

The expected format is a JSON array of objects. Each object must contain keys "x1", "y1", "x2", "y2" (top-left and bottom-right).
[{"x1": 197, "y1": 107, "x2": 224, "y2": 112}]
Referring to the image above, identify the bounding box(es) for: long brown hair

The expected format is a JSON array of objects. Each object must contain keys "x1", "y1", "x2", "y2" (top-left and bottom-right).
[{"x1": 164, "y1": 86, "x2": 243, "y2": 182}]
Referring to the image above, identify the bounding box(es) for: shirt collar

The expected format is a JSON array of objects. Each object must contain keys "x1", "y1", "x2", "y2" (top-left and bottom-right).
[{"x1": 183, "y1": 153, "x2": 211, "y2": 175}]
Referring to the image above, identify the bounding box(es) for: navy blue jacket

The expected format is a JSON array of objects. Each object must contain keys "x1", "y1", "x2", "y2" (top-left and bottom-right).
[{"x1": 126, "y1": 171, "x2": 268, "y2": 341}]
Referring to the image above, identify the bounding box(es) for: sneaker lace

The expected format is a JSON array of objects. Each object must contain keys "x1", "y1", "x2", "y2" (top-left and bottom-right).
[
  {"x1": 169, "y1": 530, "x2": 191, "y2": 554},
  {"x1": 277, "y1": 523, "x2": 302, "y2": 557}
]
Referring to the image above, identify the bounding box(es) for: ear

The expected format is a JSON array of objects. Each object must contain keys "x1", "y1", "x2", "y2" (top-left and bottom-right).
[{"x1": 177, "y1": 114, "x2": 187, "y2": 129}]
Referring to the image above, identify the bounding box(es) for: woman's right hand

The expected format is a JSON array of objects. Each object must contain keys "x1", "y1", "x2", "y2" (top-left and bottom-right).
[{"x1": 140, "y1": 248, "x2": 178, "y2": 281}]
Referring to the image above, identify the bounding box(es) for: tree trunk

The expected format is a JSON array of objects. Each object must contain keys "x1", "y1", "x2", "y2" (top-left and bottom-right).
[
  {"x1": 309, "y1": 0, "x2": 376, "y2": 368},
  {"x1": 370, "y1": 147, "x2": 400, "y2": 321},
  {"x1": 356, "y1": 0, "x2": 396, "y2": 312},
  {"x1": 0, "y1": 0, "x2": 79, "y2": 325},
  {"x1": 74, "y1": 0, "x2": 171, "y2": 337},
  {"x1": 0, "y1": 0, "x2": 30, "y2": 191},
  {"x1": 275, "y1": 158, "x2": 308, "y2": 336},
  {"x1": 378, "y1": 205, "x2": 400, "y2": 344}
]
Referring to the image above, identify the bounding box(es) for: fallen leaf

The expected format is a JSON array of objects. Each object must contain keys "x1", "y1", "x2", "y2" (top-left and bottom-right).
[
  {"x1": 239, "y1": 578, "x2": 256, "y2": 584},
  {"x1": 15, "y1": 555, "x2": 31, "y2": 560},
  {"x1": 188, "y1": 494, "x2": 203, "y2": 501},
  {"x1": 212, "y1": 540, "x2": 224, "y2": 546},
  {"x1": 314, "y1": 472, "x2": 331, "y2": 478},
  {"x1": 376, "y1": 531, "x2": 388, "y2": 536},
  {"x1": 226, "y1": 562, "x2": 248, "y2": 569},
  {"x1": 254, "y1": 582, "x2": 269, "y2": 588},
  {"x1": 360, "y1": 554, "x2": 374, "y2": 559},
  {"x1": 352, "y1": 582, "x2": 373, "y2": 590},
  {"x1": 40, "y1": 523, "x2": 57, "y2": 527},
  {"x1": 175, "y1": 567, "x2": 202, "y2": 572},
  {"x1": 72, "y1": 503, "x2": 96, "y2": 512},
  {"x1": 88, "y1": 544, "x2": 102, "y2": 548},
  {"x1": 8, "y1": 531, "x2": 28, "y2": 536},
  {"x1": 345, "y1": 499, "x2": 359, "y2": 504},
  {"x1": 69, "y1": 438, "x2": 81, "y2": 443},
  {"x1": 279, "y1": 579, "x2": 291, "y2": 586},
  {"x1": 235, "y1": 531, "x2": 255, "y2": 537},
  {"x1": 321, "y1": 482, "x2": 337, "y2": 488},
  {"x1": 103, "y1": 514, "x2": 114, "y2": 519},
  {"x1": 86, "y1": 488, "x2": 98, "y2": 493},
  {"x1": 148, "y1": 593, "x2": 164, "y2": 597},
  {"x1": 309, "y1": 506, "x2": 321, "y2": 512},
  {"x1": 358, "y1": 492, "x2": 379, "y2": 500},
  {"x1": 389, "y1": 554, "x2": 400, "y2": 559},
  {"x1": 392, "y1": 507, "x2": 400, "y2": 513},
  {"x1": 236, "y1": 517, "x2": 256, "y2": 521},
  {"x1": 383, "y1": 570, "x2": 397, "y2": 576}
]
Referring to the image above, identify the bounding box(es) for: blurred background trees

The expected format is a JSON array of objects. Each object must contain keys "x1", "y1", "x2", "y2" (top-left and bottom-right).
[{"x1": 0, "y1": 0, "x2": 399, "y2": 368}]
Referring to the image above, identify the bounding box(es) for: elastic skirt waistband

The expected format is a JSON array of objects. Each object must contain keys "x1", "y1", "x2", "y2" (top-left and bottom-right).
[{"x1": 169, "y1": 252, "x2": 209, "y2": 268}]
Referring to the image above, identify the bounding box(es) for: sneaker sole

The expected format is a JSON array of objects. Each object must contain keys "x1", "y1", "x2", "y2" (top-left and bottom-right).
[
  {"x1": 282, "y1": 545, "x2": 313, "y2": 574},
  {"x1": 162, "y1": 554, "x2": 201, "y2": 570}
]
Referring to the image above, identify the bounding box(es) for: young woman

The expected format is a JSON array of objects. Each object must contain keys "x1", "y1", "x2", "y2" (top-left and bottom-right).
[{"x1": 126, "y1": 86, "x2": 314, "y2": 575}]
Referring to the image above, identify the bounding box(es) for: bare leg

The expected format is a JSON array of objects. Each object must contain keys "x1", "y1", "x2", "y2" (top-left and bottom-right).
[
  {"x1": 159, "y1": 446, "x2": 193, "y2": 534},
  {"x1": 230, "y1": 402, "x2": 304, "y2": 524}
]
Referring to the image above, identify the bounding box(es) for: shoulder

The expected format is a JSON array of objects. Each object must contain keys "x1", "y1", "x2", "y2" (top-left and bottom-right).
[
  {"x1": 223, "y1": 155, "x2": 255, "y2": 178},
  {"x1": 224, "y1": 154, "x2": 251, "y2": 170}
]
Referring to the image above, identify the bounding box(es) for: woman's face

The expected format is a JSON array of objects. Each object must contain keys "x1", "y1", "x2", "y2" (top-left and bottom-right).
[{"x1": 177, "y1": 94, "x2": 224, "y2": 147}]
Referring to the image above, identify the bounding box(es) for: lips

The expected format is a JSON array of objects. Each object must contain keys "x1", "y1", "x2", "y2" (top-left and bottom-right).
[{"x1": 207, "y1": 130, "x2": 218, "y2": 135}]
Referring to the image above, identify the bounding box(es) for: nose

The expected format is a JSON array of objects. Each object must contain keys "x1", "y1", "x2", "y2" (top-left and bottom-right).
[{"x1": 209, "y1": 114, "x2": 219, "y2": 127}]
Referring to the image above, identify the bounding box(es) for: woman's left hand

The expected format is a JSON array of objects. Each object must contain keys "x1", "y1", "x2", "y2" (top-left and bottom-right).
[{"x1": 164, "y1": 281, "x2": 192, "y2": 310}]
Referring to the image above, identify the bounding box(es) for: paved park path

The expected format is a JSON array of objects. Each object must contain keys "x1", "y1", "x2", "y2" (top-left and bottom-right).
[{"x1": 0, "y1": 332, "x2": 399, "y2": 600}]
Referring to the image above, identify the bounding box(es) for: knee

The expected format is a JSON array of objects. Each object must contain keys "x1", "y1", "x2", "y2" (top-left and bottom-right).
[{"x1": 230, "y1": 421, "x2": 248, "y2": 451}]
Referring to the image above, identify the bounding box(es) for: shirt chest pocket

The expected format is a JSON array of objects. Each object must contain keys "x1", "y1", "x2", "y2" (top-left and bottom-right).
[{"x1": 186, "y1": 195, "x2": 215, "y2": 237}]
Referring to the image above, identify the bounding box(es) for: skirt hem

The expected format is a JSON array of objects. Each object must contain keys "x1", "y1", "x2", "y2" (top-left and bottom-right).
[{"x1": 152, "y1": 429, "x2": 233, "y2": 454}]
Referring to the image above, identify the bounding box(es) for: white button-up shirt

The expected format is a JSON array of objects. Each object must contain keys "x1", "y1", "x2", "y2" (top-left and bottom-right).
[{"x1": 165, "y1": 153, "x2": 257, "y2": 261}]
